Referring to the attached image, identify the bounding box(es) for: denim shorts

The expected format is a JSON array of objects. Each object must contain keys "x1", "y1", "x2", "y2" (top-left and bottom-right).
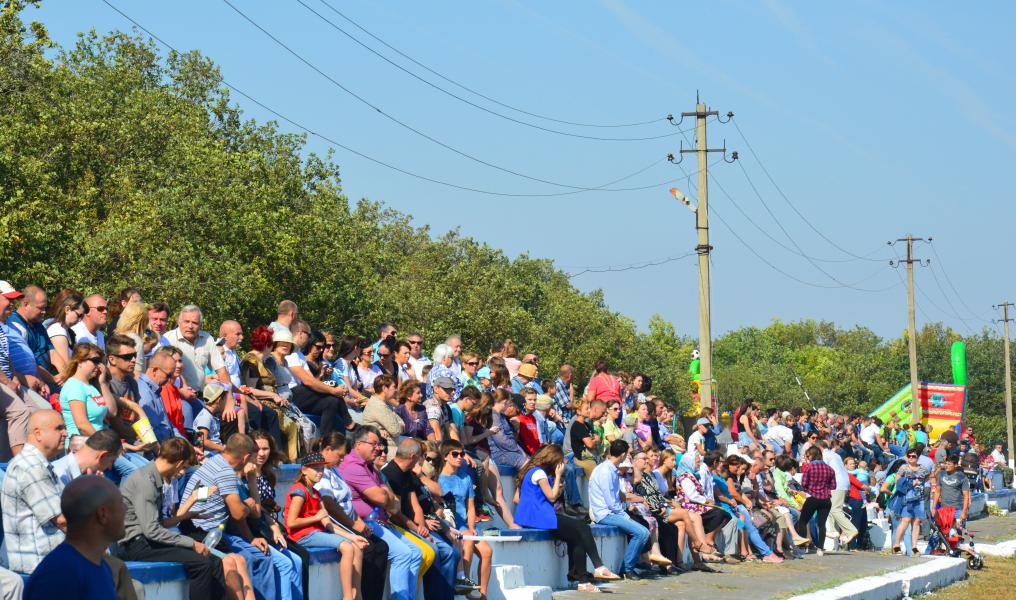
[{"x1": 898, "y1": 500, "x2": 926, "y2": 520}]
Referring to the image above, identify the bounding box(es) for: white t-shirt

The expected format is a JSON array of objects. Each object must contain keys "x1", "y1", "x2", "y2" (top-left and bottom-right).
[
  {"x1": 765, "y1": 424, "x2": 794, "y2": 453},
  {"x1": 284, "y1": 351, "x2": 310, "y2": 390},
  {"x1": 71, "y1": 322, "x2": 105, "y2": 350},
  {"x1": 687, "y1": 430, "x2": 705, "y2": 454},
  {"x1": 46, "y1": 322, "x2": 71, "y2": 355},
  {"x1": 991, "y1": 449, "x2": 1006, "y2": 465},
  {"x1": 408, "y1": 355, "x2": 432, "y2": 381},
  {"x1": 860, "y1": 423, "x2": 880, "y2": 445},
  {"x1": 530, "y1": 469, "x2": 548, "y2": 485}
]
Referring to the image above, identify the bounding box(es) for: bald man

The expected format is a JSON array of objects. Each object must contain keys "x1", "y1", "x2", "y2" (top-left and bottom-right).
[
  {"x1": 72, "y1": 293, "x2": 107, "y2": 350},
  {"x1": 25, "y1": 476, "x2": 125, "y2": 600},
  {"x1": 137, "y1": 351, "x2": 180, "y2": 442},
  {"x1": 1, "y1": 410, "x2": 67, "y2": 573}
]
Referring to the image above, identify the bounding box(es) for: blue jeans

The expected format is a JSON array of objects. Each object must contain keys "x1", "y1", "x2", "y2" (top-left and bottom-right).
[
  {"x1": 223, "y1": 533, "x2": 278, "y2": 600},
  {"x1": 563, "y1": 460, "x2": 583, "y2": 507},
  {"x1": 108, "y1": 452, "x2": 148, "y2": 485},
  {"x1": 422, "y1": 532, "x2": 460, "y2": 600},
  {"x1": 597, "y1": 513, "x2": 649, "y2": 572},
  {"x1": 268, "y1": 546, "x2": 303, "y2": 600},
  {"x1": 298, "y1": 530, "x2": 351, "y2": 550},
  {"x1": 735, "y1": 505, "x2": 772, "y2": 557},
  {"x1": 368, "y1": 522, "x2": 423, "y2": 600}
]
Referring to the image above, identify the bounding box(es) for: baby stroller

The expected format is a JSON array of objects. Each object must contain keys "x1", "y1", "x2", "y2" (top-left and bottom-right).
[{"x1": 927, "y1": 505, "x2": 983, "y2": 570}]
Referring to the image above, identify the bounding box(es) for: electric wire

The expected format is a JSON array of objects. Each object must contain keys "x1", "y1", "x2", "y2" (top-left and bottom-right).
[
  {"x1": 926, "y1": 263, "x2": 976, "y2": 334},
  {"x1": 567, "y1": 251, "x2": 696, "y2": 278},
  {"x1": 732, "y1": 118, "x2": 887, "y2": 262},
  {"x1": 99, "y1": 0, "x2": 696, "y2": 198},
  {"x1": 928, "y1": 242, "x2": 994, "y2": 323},
  {"x1": 222, "y1": 0, "x2": 674, "y2": 191},
  {"x1": 296, "y1": 0, "x2": 692, "y2": 141},
  {"x1": 312, "y1": 0, "x2": 668, "y2": 129}
]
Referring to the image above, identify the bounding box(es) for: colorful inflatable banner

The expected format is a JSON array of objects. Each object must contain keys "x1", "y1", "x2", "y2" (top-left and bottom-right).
[{"x1": 869, "y1": 382, "x2": 967, "y2": 441}]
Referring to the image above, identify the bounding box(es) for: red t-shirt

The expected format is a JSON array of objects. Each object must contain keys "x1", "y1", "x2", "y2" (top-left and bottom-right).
[
  {"x1": 586, "y1": 373, "x2": 620, "y2": 402},
  {"x1": 284, "y1": 481, "x2": 326, "y2": 541},
  {"x1": 517, "y1": 413, "x2": 541, "y2": 455},
  {"x1": 161, "y1": 383, "x2": 185, "y2": 435}
]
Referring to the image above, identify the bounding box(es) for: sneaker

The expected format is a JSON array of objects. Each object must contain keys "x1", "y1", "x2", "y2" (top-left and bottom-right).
[
  {"x1": 815, "y1": 548, "x2": 824, "y2": 557},
  {"x1": 839, "y1": 532, "x2": 856, "y2": 546},
  {"x1": 455, "y1": 577, "x2": 480, "y2": 593},
  {"x1": 762, "y1": 554, "x2": 784, "y2": 563},
  {"x1": 623, "y1": 571, "x2": 642, "y2": 581}
]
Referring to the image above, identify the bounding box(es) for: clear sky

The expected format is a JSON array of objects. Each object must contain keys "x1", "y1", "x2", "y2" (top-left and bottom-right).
[{"x1": 31, "y1": 1, "x2": 1016, "y2": 340}]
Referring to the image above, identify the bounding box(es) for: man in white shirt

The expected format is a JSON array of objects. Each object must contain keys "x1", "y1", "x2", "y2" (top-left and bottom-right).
[
  {"x1": 406, "y1": 333, "x2": 432, "y2": 380},
  {"x1": 285, "y1": 321, "x2": 348, "y2": 436},
  {"x1": 163, "y1": 305, "x2": 234, "y2": 429},
  {"x1": 859, "y1": 416, "x2": 889, "y2": 463},
  {"x1": 819, "y1": 439, "x2": 857, "y2": 547},
  {"x1": 764, "y1": 413, "x2": 795, "y2": 456},
  {"x1": 445, "y1": 335, "x2": 463, "y2": 375},
  {"x1": 268, "y1": 299, "x2": 298, "y2": 335},
  {"x1": 71, "y1": 294, "x2": 107, "y2": 350},
  {"x1": 687, "y1": 418, "x2": 709, "y2": 458},
  {"x1": 589, "y1": 440, "x2": 650, "y2": 579},
  {"x1": 990, "y1": 443, "x2": 1007, "y2": 468}
]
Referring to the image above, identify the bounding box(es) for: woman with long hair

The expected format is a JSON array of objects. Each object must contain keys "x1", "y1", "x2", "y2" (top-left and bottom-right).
[
  {"x1": 513, "y1": 445, "x2": 619, "y2": 590},
  {"x1": 106, "y1": 287, "x2": 141, "y2": 335},
  {"x1": 114, "y1": 301, "x2": 151, "y2": 376},
  {"x1": 60, "y1": 343, "x2": 121, "y2": 440},
  {"x1": 46, "y1": 289, "x2": 85, "y2": 377},
  {"x1": 716, "y1": 455, "x2": 780, "y2": 563}
]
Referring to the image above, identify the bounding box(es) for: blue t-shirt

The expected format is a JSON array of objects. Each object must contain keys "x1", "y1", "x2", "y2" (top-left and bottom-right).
[
  {"x1": 59, "y1": 377, "x2": 109, "y2": 438},
  {"x1": 24, "y1": 543, "x2": 116, "y2": 600},
  {"x1": 438, "y1": 470, "x2": 474, "y2": 529},
  {"x1": 193, "y1": 407, "x2": 222, "y2": 451}
]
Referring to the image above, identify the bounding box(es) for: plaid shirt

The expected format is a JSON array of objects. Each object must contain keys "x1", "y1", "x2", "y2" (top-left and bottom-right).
[
  {"x1": 1, "y1": 444, "x2": 65, "y2": 572},
  {"x1": 552, "y1": 378, "x2": 574, "y2": 420},
  {"x1": 801, "y1": 460, "x2": 836, "y2": 500}
]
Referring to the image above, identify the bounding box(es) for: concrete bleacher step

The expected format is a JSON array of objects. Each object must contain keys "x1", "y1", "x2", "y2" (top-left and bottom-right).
[
  {"x1": 494, "y1": 564, "x2": 525, "y2": 590},
  {"x1": 494, "y1": 585, "x2": 553, "y2": 600},
  {"x1": 488, "y1": 564, "x2": 552, "y2": 600}
]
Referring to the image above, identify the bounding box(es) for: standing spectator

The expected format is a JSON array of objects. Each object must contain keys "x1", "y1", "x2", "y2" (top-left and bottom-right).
[
  {"x1": 106, "y1": 287, "x2": 141, "y2": 336},
  {"x1": 795, "y1": 446, "x2": 835, "y2": 555},
  {"x1": 338, "y1": 426, "x2": 424, "y2": 600},
  {"x1": 820, "y1": 439, "x2": 858, "y2": 547},
  {"x1": 23, "y1": 476, "x2": 123, "y2": 600},
  {"x1": 72, "y1": 293, "x2": 108, "y2": 350},
  {"x1": 46, "y1": 290, "x2": 85, "y2": 375},
  {"x1": 588, "y1": 439, "x2": 650, "y2": 579},
  {"x1": 146, "y1": 302, "x2": 172, "y2": 352},
  {"x1": 891, "y1": 448, "x2": 931, "y2": 555},
  {"x1": 406, "y1": 333, "x2": 431, "y2": 381},
  {"x1": 553, "y1": 364, "x2": 576, "y2": 421},
  {"x1": 164, "y1": 305, "x2": 235, "y2": 429},
  {"x1": 8, "y1": 285, "x2": 55, "y2": 374},
  {"x1": 931, "y1": 454, "x2": 971, "y2": 530},
  {"x1": 269, "y1": 300, "x2": 298, "y2": 335},
  {"x1": 445, "y1": 335, "x2": 463, "y2": 375}
]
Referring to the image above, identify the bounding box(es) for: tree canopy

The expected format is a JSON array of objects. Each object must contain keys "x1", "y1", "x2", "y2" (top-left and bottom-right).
[{"x1": 1, "y1": 3, "x2": 1011, "y2": 444}]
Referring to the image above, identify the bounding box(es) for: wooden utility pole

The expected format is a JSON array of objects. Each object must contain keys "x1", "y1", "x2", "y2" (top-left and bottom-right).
[
  {"x1": 996, "y1": 302, "x2": 1015, "y2": 470},
  {"x1": 891, "y1": 235, "x2": 930, "y2": 423}
]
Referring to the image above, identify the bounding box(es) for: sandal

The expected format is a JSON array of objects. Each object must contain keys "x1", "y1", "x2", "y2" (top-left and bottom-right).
[
  {"x1": 892, "y1": 546, "x2": 901, "y2": 555},
  {"x1": 592, "y1": 567, "x2": 620, "y2": 581},
  {"x1": 577, "y1": 583, "x2": 602, "y2": 593},
  {"x1": 693, "y1": 543, "x2": 724, "y2": 562},
  {"x1": 648, "y1": 553, "x2": 672, "y2": 566}
]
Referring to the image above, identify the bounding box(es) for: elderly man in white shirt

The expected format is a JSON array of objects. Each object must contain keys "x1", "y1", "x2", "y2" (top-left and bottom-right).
[{"x1": 163, "y1": 305, "x2": 236, "y2": 429}]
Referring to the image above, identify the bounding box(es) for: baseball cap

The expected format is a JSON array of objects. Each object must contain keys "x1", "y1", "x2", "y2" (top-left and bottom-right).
[
  {"x1": 0, "y1": 281, "x2": 23, "y2": 300},
  {"x1": 434, "y1": 376, "x2": 457, "y2": 390},
  {"x1": 202, "y1": 382, "x2": 229, "y2": 403},
  {"x1": 695, "y1": 417, "x2": 710, "y2": 427},
  {"x1": 300, "y1": 452, "x2": 327, "y2": 467},
  {"x1": 477, "y1": 366, "x2": 491, "y2": 380}
]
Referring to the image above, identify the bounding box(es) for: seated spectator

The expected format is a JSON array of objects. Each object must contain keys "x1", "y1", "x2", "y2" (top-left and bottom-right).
[
  {"x1": 715, "y1": 455, "x2": 781, "y2": 562},
  {"x1": 24, "y1": 476, "x2": 122, "y2": 600},
  {"x1": 589, "y1": 439, "x2": 650, "y2": 579},
  {"x1": 239, "y1": 326, "x2": 301, "y2": 461},
  {"x1": 570, "y1": 399, "x2": 605, "y2": 478},
  {"x1": 425, "y1": 376, "x2": 460, "y2": 443},
  {"x1": 338, "y1": 426, "x2": 424, "y2": 600},
  {"x1": 363, "y1": 374, "x2": 404, "y2": 449},
  {"x1": 534, "y1": 394, "x2": 565, "y2": 446},
  {"x1": 382, "y1": 439, "x2": 462, "y2": 599},
  {"x1": 426, "y1": 344, "x2": 461, "y2": 401},
  {"x1": 513, "y1": 445, "x2": 619, "y2": 590},
  {"x1": 284, "y1": 322, "x2": 350, "y2": 436},
  {"x1": 136, "y1": 349, "x2": 182, "y2": 443},
  {"x1": 515, "y1": 388, "x2": 541, "y2": 455},
  {"x1": 394, "y1": 379, "x2": 431, "y2": 440},
  {"x1": 196, "y1": 383, "x2": 230, "y2": 454},
  {"x1": 46, "y1": 289, "x2": 85, "y2": 376},
  {"x1": 284, "y1": 452, "x2": 365, "y2": 600},
  {"x1": 2, "y1": 410, "x2": 68, "y2": 574},
  {"x1": 439, "y1": 439, "x2": 492, "y2": 600},
  {"x1": 488, "y1": 388, "x2": 526, "y2": 469},
  {"x1": 181, "y1": 433, "x2": 302, "y2": 600},
  {"x1": 52, "y1": 428, "x2": 122, "y2": 485},
  {"x1": 121, "y1": 437, "x2": 255, "y2": 600}
]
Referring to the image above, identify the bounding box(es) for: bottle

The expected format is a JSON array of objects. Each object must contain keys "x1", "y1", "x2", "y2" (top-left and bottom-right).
[
  {"x1": 202, "y1": 524, "x2": 224, "y2": 550},
  {"x1": 366, "y1": 507, "x2": 382, "y2": 523}
]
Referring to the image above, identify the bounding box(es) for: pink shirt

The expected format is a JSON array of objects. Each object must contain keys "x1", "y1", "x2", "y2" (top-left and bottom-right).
[
  {"x1": 586, "y1": 373, "x2": 620, "y2": 402},
  {"x1": 337, "y1": 451, "x2": 387, "y2": 521}
]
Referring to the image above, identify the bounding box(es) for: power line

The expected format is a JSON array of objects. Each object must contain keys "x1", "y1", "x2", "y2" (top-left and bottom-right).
[
  {"x1": 295, "y1": 0, "x2": 692, "y2": 141},
  {"x1": 222, "y1": 0, "x2": 678, "y2": 191},
  {"x1": 567, "y1": 252, "x2": 696, "y2": 278},
  {"x1": 925, "y1": 263, "x2": 975, "y2": 334},
  {"x1": 731, "y1": 118, "x2": 885, "y2": 263},
  {"x1": 928, "y1": 242, "x2": 993, "y2": 323},
  {"x1": 99, "y1": 0, "x2": 701, "y2": 198},
  {"x1": 312, "y1": 0, "x2": 668, "y2": 129}
]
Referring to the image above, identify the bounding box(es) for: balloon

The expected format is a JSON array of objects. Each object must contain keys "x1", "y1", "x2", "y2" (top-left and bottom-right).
[{"x1": 951, "y1": 341, "x2": 967, "y2": 387}]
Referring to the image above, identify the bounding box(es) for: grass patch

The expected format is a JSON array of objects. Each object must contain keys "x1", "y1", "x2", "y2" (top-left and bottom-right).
[
  {"x1": 924, "y1": 557, "x2": 1016, "y2": 599},
  {"x1": 769, "y1": 569, "x2": 897, "y2": 600}
]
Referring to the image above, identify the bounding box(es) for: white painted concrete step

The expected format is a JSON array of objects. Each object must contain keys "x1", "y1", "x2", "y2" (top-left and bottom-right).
[
  {"x1": 494, "y1": 564, "x2": 525, "y2": 590},
  {"x1": 499, "y1": 585, "x2": 552, "y2": 600}
]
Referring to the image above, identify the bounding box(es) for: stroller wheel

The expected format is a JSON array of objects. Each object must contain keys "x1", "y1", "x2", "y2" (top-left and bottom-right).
[{"x1": 967, "y1": 556, "x2": 984, "y2": 570}]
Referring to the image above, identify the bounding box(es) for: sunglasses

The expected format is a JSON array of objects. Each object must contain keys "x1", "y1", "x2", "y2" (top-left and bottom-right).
[
  {"x1": 111, "y1": 352, "x2": 136, "y2": 361},
  {"x1": 424, "y1": 456, "x2": 439, "y2": 463},
  {"x1": 314, "y1": 344, "x2": 325, "y2": 350},
  {"x1": 83, "y1": 356, "x2": 104, "y2": 364},
  {"x1": 907, "y1": 454, "x2": 918, "y2": 459},
  {"x1": 324, "y1": 343, "x2": 335, "y2": 349},
  {"x1": 465, "y1": 361, "x2": 480, "y2": 366},
  {"x1": 447, "y1": 451, "x2": 464, "y2": 458},
  {"x1": 378, "y1": 352, "x2": 391, "y2": 359},
  {"x1": 88, "y1": 305, "x2": 108, "y2": 312},
  {"x1": 408, "y1": 340, "x2": 423, "y2": 345}
]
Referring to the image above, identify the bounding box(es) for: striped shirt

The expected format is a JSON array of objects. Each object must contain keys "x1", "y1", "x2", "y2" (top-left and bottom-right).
[{"x1": 1, "y1": 444, "x2": 65, "y2": 572}]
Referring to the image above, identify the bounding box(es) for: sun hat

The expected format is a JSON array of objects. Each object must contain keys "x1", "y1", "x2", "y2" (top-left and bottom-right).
[
  {"x1": 535, "y1": 395, "x2": 552, "y2": 411},
  {"x1": 517, "y1": 363, "x2": 538, "y2": 379},
  {"x1": 202, "y1": 382, "x2": 229, "y2": 403},
  {"x1": 272, "y1": 328, "x2": 294, "y2": 346}
]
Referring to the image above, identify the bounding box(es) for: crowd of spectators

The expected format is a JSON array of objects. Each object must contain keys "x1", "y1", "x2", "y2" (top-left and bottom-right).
[{"x1": 0, "y1": 282, "x2": 1009, "y2": 599}]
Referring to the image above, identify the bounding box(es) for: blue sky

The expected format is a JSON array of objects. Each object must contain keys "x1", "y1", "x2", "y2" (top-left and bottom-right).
[{"x1": 31, "y1": 1, "x2": 1016, "y2": 340}]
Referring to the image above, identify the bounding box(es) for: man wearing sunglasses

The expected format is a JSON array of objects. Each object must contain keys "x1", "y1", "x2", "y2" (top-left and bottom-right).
[
  {"x1": 406, "y1": 333, "x2": 431, "y2": 381},
  {"x1": 71, "y1": 294, "x2": 107, "y2": 351}
]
